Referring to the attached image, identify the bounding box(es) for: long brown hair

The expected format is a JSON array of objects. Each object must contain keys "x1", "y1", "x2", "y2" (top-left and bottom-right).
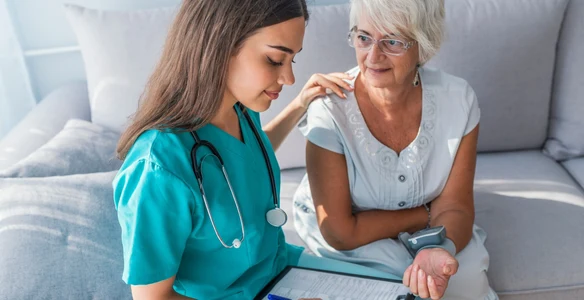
[{"x1": 117, "y1": 0, "x2": 309, "y2": 159}]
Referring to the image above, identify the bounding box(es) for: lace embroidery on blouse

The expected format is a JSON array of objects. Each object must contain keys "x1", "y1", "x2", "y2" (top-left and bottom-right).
[{"x1": 336, "y1": 88, "x2": 437, "y2": 170}]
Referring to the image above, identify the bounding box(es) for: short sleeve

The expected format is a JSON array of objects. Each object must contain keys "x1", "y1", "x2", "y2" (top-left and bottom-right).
[
  {"x1": 298, "y1": 100, "x2": 344, "y2": 154},
  {"x1": 113, "y1": 159, "x2": 194, "y2": 285},
  {"x1": 464, "y1": 85, "x2": 481, "y2": 135},
  {"x1": 286, "y1": 243, "x2": 304, "y2": 266}
]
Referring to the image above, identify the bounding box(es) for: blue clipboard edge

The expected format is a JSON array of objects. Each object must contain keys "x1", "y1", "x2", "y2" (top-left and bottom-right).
[{"x1": 254, "y1": 265, "x2": 404, "y2": 300}]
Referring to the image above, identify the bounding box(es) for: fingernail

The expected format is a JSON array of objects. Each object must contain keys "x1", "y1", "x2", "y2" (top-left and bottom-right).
[
  {"x1": 418, "y1": 269, "x2": 424, "y2": 278},
  {"x1": 413, "y1": 264, "x2": 419, "y2": 271},
  {"x1": 444, "y1": 266, "x2": 451, "y2": 274},
  {"x1": 343, "y1": 93, "x2": 347, "y2": 98}
]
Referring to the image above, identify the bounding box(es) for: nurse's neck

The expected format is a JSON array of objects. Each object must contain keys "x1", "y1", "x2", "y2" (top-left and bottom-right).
[{"x1": 209, "y1": 92, "x2": 243, "y2": 142}]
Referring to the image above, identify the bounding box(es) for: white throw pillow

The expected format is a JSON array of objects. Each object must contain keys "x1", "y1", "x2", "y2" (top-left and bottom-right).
[
  {"x1": 0, "y1": 119, "x2": 121, "y2": 178},
  {"x1": 64, "y1": 4, "x2": 178, "y2": 133}
]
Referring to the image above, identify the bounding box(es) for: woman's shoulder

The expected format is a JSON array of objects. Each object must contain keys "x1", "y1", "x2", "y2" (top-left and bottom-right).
[
  {"x1": 307, "y1": 66, "x2": 360, "y2": 120},
  {"x1": 121, "y1": 128, "x2": 193, "y2": 176},
  {"x1": 420, "y1": 67, "x2": 473, "y2": 93},
  {"x1": 304, "y1": 95, "x2": 353, "y2": 134},
  {"x1": 421, "y1": 67, "x2": 478, "y2": 111}
]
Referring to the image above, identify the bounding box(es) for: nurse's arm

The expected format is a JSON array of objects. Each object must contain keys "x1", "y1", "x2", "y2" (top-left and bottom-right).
[
  {"x1": 131, "y1": 276, "x2": 194, "y2": 300},
  {"x1": 264, "y1": 73, "x2": 353, "y2": 151},
  {"x1": 263, "y1": 97, "x2": 308, "y2": 151},
  {"x1": 425, "y1": 125, "x2": 479, "y2": 254},
  {"x1": 306, "y1": 141, "x2": 429, "y2": 251}
]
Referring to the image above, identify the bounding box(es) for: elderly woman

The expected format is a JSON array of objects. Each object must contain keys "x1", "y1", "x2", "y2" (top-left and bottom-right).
[{"x1": 293, "y1": 0, "x2": 498, "y2": 299}]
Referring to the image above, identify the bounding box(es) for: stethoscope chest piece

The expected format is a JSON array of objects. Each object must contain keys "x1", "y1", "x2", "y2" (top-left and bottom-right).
[
  {"x1": 266, "y1": 208, "x2": 287, "y2": 227},
  {"x1": 233, "y1": 239, "x2": 242, "y2": 249}
]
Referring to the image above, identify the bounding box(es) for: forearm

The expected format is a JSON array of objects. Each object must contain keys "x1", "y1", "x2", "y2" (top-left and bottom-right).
[
  {"x1": 130, "y1": 276, "x2": 195, "y2": 300},
  {"x1": 133, "y1": 291, "x2": 194, "y2": 300},
  {"x1": 263, "y1": 97, "x2": 306, "y2": 151},
  {"x1": 322, "y1": 206, "x2": 428, "y2": 250},
  {"x1": 169, "y1": 292, "x2": 195, "y2": 300},
  {"x1": 431, "y1": 209, "x2": 474, "y2": 253}
]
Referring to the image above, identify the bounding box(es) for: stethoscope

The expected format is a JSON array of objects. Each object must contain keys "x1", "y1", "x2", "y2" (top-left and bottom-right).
[{"x1": 190, "y1": 103, "x2": 287, "y2": 249}]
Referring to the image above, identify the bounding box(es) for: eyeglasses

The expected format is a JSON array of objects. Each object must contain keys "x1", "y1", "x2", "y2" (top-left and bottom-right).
[{"x1": 347, "y1": 27, "x2": 415, "y2": 56}]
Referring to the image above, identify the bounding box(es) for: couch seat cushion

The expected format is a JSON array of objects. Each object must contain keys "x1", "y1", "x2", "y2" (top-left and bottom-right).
[
  {"x1": 475, "y1": 151, "x2": 584, "y2": 298},
  {"x1": 0, "y1": 172, "x2": 130, "y2": 299},
  {"x1": 562, "y1": 157, "x2": 584, "y2": 189},
  {"x1": 281, "y1": 168, "x2": 309, "y2": 249}
]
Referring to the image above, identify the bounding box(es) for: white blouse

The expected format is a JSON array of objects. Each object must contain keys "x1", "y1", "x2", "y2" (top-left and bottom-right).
[
  {"x1": 292, "y1": 67, "x2": 496, "y2": 299},
  {"x1": 296, "y1": 66, "x2": 480, "y2": 213}
]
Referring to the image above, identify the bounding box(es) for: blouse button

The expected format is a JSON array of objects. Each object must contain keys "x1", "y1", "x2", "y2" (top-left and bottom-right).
[
  {"x1": 398, "y1": 175, "x2": 406, "y2": 182},
  {"x1": 398, "y1": 201, "x2": 406, "y2": 207}
]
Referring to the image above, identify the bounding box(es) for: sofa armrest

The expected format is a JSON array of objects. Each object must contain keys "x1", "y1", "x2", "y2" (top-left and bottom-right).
[{"x1": 0, "y1": 82, "x2": 90, "y2": 170}]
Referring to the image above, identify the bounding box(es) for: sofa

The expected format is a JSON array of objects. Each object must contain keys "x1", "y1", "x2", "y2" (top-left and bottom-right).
[{"x1": 0, "y1": 0, "x2": 583, "y2": 299}]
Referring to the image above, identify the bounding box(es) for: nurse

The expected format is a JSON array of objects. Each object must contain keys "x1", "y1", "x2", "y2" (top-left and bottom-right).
[{"x1": 113, "y1": 0, "x2": 395, "y2": 299}]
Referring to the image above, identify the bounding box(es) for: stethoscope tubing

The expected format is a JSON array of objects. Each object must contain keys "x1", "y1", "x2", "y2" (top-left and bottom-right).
[
  {"x1": 189, "y1": 103, "x2": 281, "y2": 249},
  {"x1": 196, "y1": 154, "x2": 246, "y2": 249}
]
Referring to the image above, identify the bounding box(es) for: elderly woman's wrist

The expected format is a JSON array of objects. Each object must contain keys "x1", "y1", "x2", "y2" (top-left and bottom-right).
[{"x1": 407, "y1": 206, "x2": 430, "y2": 233}]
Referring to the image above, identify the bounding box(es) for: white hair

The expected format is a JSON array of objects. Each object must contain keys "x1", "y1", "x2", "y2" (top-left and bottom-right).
[{"x1": 349, "y1": 0, "x2": 445, "y2": 64}]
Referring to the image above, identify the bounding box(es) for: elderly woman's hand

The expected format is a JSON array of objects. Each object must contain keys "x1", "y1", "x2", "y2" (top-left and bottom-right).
[
  {"x1": 403, "y1": 248, "x2": 459, "y2": 300},
  {"x1": 295, "y1": 72, "x2": 354, "y2": 110}
]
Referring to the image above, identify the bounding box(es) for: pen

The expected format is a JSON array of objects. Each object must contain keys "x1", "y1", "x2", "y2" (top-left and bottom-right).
[{"x1": 267, "y1": 294, "x2": 292, "y2": 300}]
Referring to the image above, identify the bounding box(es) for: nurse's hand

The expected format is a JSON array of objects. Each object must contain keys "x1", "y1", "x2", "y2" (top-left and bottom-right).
[
  {"x1": 295, "y1": 73, "x2": 354, "y2": 110},
  {"x1": 402, "y1": 248, "x2": 459, "y2": 300}
]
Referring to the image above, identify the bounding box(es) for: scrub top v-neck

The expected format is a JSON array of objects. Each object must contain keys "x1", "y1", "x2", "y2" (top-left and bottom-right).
[{"x1": 113, "y1": 104, "x2": 303, "y2": 299}]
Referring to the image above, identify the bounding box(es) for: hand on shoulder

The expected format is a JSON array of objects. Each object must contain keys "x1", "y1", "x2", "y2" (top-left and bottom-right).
[{"x1": 296, "y1": 73, "x2": 354, "y2": 109}]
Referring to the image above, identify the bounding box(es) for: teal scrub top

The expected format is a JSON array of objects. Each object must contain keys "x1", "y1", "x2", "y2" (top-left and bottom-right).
[{"x1": 113, "y1": 105, "x2": 303, "y2": 299}]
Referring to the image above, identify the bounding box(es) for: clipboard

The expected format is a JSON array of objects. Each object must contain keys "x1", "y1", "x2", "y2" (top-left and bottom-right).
[{"x1": 254, "y1": 266, "x2": 414, "y2": 300}]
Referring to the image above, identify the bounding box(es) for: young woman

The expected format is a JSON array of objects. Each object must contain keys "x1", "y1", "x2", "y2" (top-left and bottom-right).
[{"x1": 113, "y1": 0, "x2": 393, "y2": 299}]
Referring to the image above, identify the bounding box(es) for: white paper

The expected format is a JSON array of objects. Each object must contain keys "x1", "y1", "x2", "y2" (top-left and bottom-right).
[{"x1": 262, "y1": 268, "x2": 411, "y2": 300}]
